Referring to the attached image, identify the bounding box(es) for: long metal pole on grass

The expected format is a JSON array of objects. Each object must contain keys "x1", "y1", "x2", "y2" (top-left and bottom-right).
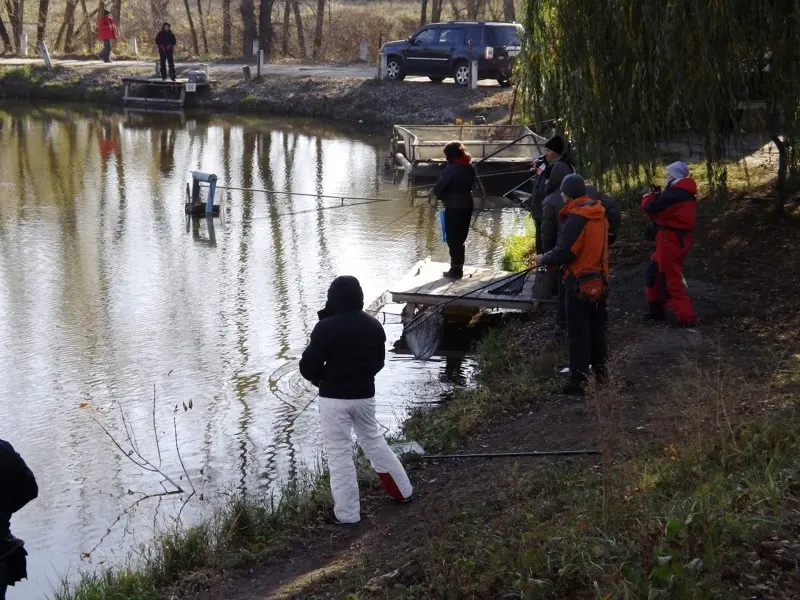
[{"x1": 422, "y1": 450, "x2": 601, "y2": 460}]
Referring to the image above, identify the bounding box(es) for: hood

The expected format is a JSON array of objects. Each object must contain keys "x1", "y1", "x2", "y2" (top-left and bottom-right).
[
  {"x1": 669, "y1": 177, "x2": 697, "y2": 195},
  {"x1": 317, "y1": 275, "x2": 364, "y2": 319},
  {"x1": 548, "y1": 162, "x2": 570, "y2": 190},
  {"x1": 559, "y1": 195, "x2": 606, "y2": 221},
  {"x1": 382, "y1": 39, "x2": 409, "y2": 50}
]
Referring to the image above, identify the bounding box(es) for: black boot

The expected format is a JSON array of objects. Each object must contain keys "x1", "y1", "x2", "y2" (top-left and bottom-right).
[
  {"x1": 645, "y1": 301, "x2": 666, "y2": 320},
  {"x1": 442, "y1": 266, "x2": 463, "y2": 279}
]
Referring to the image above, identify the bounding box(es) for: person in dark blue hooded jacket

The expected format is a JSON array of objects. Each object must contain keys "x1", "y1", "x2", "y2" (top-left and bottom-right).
[{"x1": 299, "y1": 276, "x2": 413, "y2": 524}]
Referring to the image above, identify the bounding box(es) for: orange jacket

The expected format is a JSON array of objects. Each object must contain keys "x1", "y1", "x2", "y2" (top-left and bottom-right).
[
  {"x1": 97, "y1": 15, "x2": 117, "y2": 41},
  {"x1": 540, "y1": 195, "x2": 608, "y2": 283}
]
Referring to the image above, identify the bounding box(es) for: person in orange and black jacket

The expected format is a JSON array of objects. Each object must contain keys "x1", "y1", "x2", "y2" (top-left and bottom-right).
[
  {"x1": 641, "y1": 161, "x2": 697, "y2": 326},
  {"x1": 97, "y1": 10, "x2": 117, "y2": 63},
  {"x1": 155, "y1": 23, "x2": 177, "y2": 81},
  {"x1": 431, "y1": 141, "x2": 475, "y2": 279},
  {"x1": 533, "y1": 174, "x2": 609, "y2": 396},
  {"x1": 0, "y1": 438, "x2": 38, "y2": 599}
]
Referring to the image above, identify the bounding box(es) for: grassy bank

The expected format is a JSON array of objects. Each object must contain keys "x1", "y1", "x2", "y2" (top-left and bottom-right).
[{"x1": 0, "y1": 64, "x2": 513, "y2": 126}]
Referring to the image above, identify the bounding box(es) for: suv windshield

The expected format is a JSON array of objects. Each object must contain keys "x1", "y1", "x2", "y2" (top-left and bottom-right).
[{"x1": 487, "y1": 25, "x2": 522, "y2": 46}]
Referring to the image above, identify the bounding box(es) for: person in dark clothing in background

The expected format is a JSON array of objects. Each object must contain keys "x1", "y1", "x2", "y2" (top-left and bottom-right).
[
  {"x1": 0, "y1": 439, "x2": 38, "y2": 599},
  {"x1": 431, "y1": 141, "x2": 475, "y2": 279},
  {"x1": 533, "y1": 174, "x2": 609, "y2": 396},
  {"x1": 526, "y1": 135, "x2": 575, "y2": 254},
  {"x1": 155, "y1": 23, "x2": 177, "y2": 81},
  {"x1": 299, "y1": 276, "x2": 412, "y2": 524},
  {"x1": 641, "y1": 161, "x2": 697, "y2": 326}
]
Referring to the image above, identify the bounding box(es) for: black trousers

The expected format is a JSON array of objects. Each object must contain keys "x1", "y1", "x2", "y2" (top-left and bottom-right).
[
  {"x1": 99, "y1": 39, "x2": 111, "y2": 61},
  {"x1": 557, "y1": 277, "x2": 566, "y2": 332},
  {"x1": 444, "y1": 208, "x2": 472, "y2": 269},
  {"x1": 533, "y1": 216, "x2": 543, "y2": 254},
  {"x1": 159, "y1": 49, "x2": 176, "y2": 80},
  {"x1": 565, "y1": 282, "x2": 607, "y2": 383}
]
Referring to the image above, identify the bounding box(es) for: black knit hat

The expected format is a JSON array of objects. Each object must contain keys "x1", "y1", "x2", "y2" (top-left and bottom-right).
[
  {"x1": 544, "y1": 135, "x2": 565, "y2": 155},
  {"x1": 560, "y1": 174, "x2": 586, "y2": 199}
]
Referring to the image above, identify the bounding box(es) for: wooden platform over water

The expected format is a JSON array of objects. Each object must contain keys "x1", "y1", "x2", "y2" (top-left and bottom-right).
[{"x1": 389, "y1": 258, "x2": 540, "y2": 311}]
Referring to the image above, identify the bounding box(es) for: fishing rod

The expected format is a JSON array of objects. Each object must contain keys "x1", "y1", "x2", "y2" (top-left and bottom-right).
[{"x1": 421, "y1": 449, "x2": 601, "y2": 460}]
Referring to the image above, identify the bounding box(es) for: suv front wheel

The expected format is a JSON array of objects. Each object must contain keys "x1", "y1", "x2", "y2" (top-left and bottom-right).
[
  {"x1": 386, "y1": 56, "x2": 405, "y2": 81},
  {"x1": 454, "y1": 61, "x2": 471, "y2": 87}
]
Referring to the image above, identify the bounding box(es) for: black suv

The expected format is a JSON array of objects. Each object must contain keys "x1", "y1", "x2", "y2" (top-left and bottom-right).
[{"x1": 381, "y1": 21, "x2": 523, "y2": 87}]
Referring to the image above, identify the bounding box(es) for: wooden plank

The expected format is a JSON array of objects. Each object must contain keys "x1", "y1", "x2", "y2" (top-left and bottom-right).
[{"x1": 390, "y1": 290, "x2": 538, "y2": 311}]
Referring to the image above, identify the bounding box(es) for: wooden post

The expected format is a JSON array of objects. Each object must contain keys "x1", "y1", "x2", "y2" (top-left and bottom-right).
[
  {"x1": 242, "y1": 65, "x2": 251, "y2": 80},
  {"x1": 359, "y1": 41, "x2": 368, "y2": 62},
  {"x1": 256, "y1": 49, "x2": 264, "y2": 78},
  {"x1": 129, "y1": 37, "x2": 138, "y2": 56},
  {"x1": 37, "y1": 41, "x2": 52, "y2": 68},
  {"x1": 20, "y1": 33, "x2": 28, "y2": 56},
  {"x1": 469, "y1": 60, "x2": 478, "y2": 89},
  {"x1": 378, "y1": 52, "x2": 387, "y2": 80}
]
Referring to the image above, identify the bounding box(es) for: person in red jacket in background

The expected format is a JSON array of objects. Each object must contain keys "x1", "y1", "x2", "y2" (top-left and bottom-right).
[
  {"x1": 641, "y1": 161, "x2": 697, "y2": 326},
  {"x1": 97, "y1": 10, "x2": 117, "y2": 63}
]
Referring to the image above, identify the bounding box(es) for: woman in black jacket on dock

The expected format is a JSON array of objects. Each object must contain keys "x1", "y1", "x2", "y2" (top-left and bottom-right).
[
  {"x1": 431, "y1": 141, "x2": 475, "y2": 279},
  {"x1": 155, "y1": 23, "x2": 177, "y2": 81}
]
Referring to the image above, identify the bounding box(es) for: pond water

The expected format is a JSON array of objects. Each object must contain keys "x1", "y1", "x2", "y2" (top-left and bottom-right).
[{"x1": 0, "y1": 104, "x2": 524, "y2": 598}]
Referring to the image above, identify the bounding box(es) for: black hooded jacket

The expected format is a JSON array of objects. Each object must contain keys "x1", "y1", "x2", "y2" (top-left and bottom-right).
[
  {"x1": 299, "y1": 276, "x2": 386, "y2": 399},
  {"x1": 0, "y1": 439, "x2": 38, "y2": 537},
  {"x1": 155, "y1": 27, "x2": 177, "y2": 49}
]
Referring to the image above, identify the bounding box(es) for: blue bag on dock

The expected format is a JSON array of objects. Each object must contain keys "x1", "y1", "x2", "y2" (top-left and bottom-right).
[{"x1": 439, "y1": 209, "x2": 447, "y2": 243}]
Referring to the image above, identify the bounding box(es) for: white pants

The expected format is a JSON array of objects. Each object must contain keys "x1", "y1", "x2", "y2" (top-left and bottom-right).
[{"x1": 319, "y1": 396, "x2": 413, "y2": 523}]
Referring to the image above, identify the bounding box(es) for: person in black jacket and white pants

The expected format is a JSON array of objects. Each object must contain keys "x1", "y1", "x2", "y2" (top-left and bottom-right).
[
  {"x1": 431, "y1": 141, "x2": 475, "y2": 279},
  {"x1": 299, "y1": 276, "x2": 413, "y2": 524},
  {"x1": 0, "y1": 438, "x2": 38, "y2": 599}
]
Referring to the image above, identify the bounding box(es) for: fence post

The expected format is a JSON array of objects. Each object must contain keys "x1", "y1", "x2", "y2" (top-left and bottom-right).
[
  {"x1": 378, "y1": 52, "x2": 387, "y2": 80},
  {"x1": 359, "y1": 41, "x2": 368, "y2": 62},
  {"x1": 20, "y1": 33, "x2": 27, "y2": 56},
  {"x1": 37, "y1": 41, "x2": 52, "y2": 68},
  {"x1": 129, "y1": 37, "x2": 138, "y2": 56},
  {"x1": 469, "y1": 60, "x2": 478, "y2": 89},
  {"x1": 257, "y1": 50, "x2": 264, "y2": 78}
]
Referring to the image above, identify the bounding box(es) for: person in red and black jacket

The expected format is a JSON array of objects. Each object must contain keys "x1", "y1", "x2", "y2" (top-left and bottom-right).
[
  {"x1": 641, "y1": 161, "x2": 698, "y2": 326},
  {"x1": 155, "y1": 23, "x2": 177, "y2": 81},
  {"x1": 96, "y1": 10, "x2": 117, "y2": 63}
]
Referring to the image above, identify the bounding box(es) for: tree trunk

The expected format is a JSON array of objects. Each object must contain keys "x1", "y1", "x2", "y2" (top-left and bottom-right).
[
  {"x1": 258, "y1": 0, "x2": 274, "y2": 57},
  {"x1": 150, "y1": 0, "x2": 168, "y2": 31},
  {"x1": 36, "y1": 0, "x2": 50, "y2": 43},
  {"x1": 281, "y1": 0, "x2": 289, "y2": 55},
  {"x1": 182, "y1": 0, "x2": 199, "y2": 54},
  {"x1": 63, "y1": 0, "x2": 77, "y2": 51},
  {"x1": 5, "y1": 0, "x2": 21, "y2": 51},
  {"x1": 466, "y1": 0, "x2": 481, "y2": 20},
  {"x1": 0, "y1": 12, "x2": 11, "y2": 52},
  {"x1": 291, "y1": 0, "x2": 305, "y2": 58},
  {"x1": 78, "y1": 0, "x2": 93, "y2": 52},
  {"x1": 431, "y1": 0, "x2": 442, "y2": 22},
  {"x1": 772, "y1": 134, "x2": 787, "y2": 217},
  {"x1": 312, "y1": 0, "x2": 323, "y2": 60},
  {"x1": 196, "y1": 0, "x2": 208, "y2": 53},
  {"x1": 112, "y1": 0, "x2": 120, "y2": 31},
  {"x1": 241, "y1": 0, "x2": 256, "y2": 57},
  {"x1": 419, "y1": 0, "x2": 427, "y2": 27},
  {"x1": 502, "y1": 0, "x2": 514, "y2": 21},
  {"x1": 221, "y1": 0, "x2": 231, "y2": 55},
  {"x1": 449, "y1": 0, "x2": 460, "y2": 20}
]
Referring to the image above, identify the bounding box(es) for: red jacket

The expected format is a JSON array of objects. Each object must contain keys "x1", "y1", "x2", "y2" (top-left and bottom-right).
[
  {"x1": 97, "y1": 15, "x2": 117, "y2": 41},
  {"x1": 641, "y1": 177, "x2": 697, "y2": 231}
]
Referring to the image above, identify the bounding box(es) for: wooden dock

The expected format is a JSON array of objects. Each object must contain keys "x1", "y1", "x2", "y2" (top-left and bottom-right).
[
  {"x1": 122, "y1": 76, "x2": 212, "y2": 107},
  {"x1": 389, "y1": 258, "x2": 543, "y2": 312}
]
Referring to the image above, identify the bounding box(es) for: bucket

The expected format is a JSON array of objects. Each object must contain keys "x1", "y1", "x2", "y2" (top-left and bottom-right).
[{"x1": 439, "y1": 209, "x2": 447, "y2": 243}]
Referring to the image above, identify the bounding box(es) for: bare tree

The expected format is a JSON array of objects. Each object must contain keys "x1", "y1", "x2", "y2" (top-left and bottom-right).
[
  {"x1": 5, "y1": 0, "x2": 22, "y2": 51},
  {"x1": 448, "y1": 0, "x2": 460, "y2": 20},
  {"x1": 241, "y1": 0, "x2": 256, "y2": 57},
  {"x1": 292, "y1": 0, "x2": 305, "y2": 58},
  {"x1": 466, "y1": 0, "x2": 482, "y2": 20},
  {"x1": 0, "y1": 12, "x2": 13, "y2": 52},
  {"x1": 221, "y1": 0, "x2": 231, "y2": 55},
  {"x1": 182, "y1": 0, "x2": 199, "y2": 54},
  {"x1": 36, "y1": 0, "x2": 50, "y2": 43},
  {"x1": 312, "y1": 0, "x2": 324, "y2": 60},
  {"x1": 196, "y1": 0, "x2": 208, "y2": 53},
  {"x1": 431, "y1": 0, "x2": 442, "y2": 22},
  {"x1": 502, "y1": 0, "x2": 514, "y2": 21},
  {"x1": 419, "y1": 0, "x2": 428, "y2": 27},
  {"x1": 258, "y1": 0, "x2": 274, "y2": 56},
  {"x1": 281, "y1": 0, "x2": 290, "y2": 54},
  {"x1": 112, "y1": 0, "x2": 120, "y2": 31}
]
